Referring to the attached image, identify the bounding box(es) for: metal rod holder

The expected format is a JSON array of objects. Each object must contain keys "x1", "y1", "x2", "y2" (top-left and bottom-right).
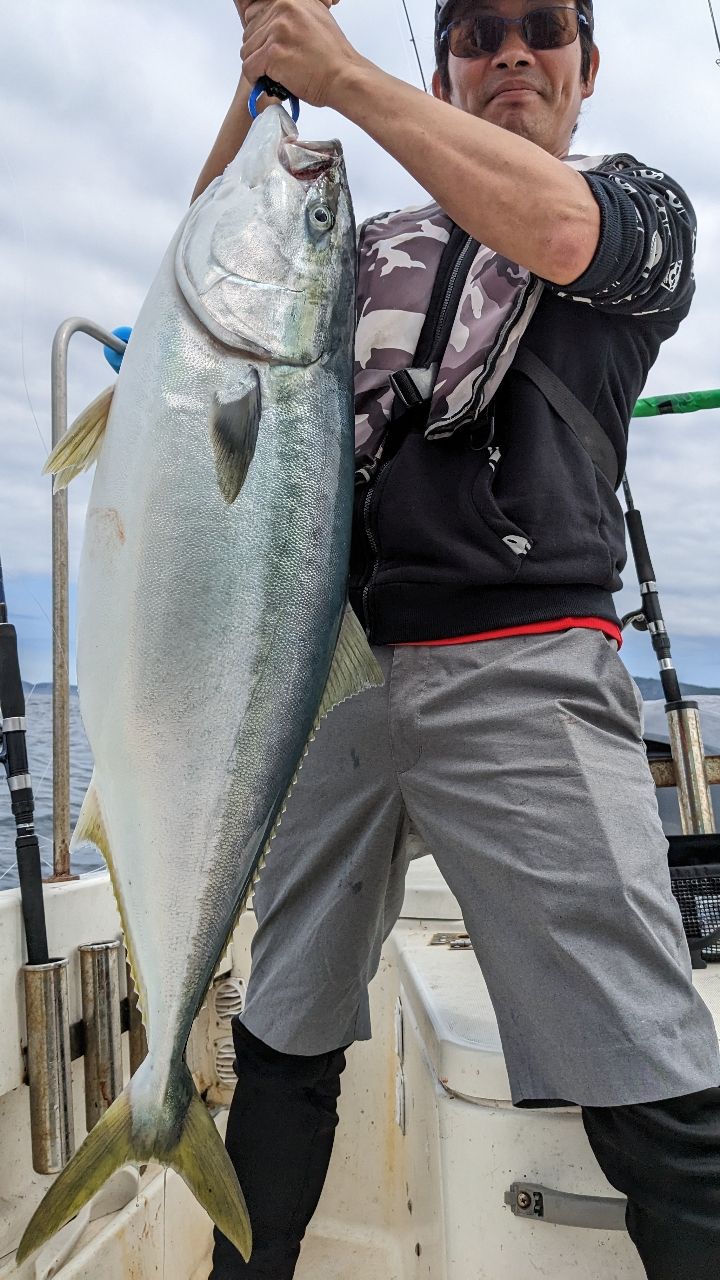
[
  {"x1": 79, "y1": 941, "x2": 123, "y2": 1130},
  {"x1": 126, "y1": 960, "x2": 148, "y2": 1077},
  {"x1": 666, "y1": 705, "x2": 716, "y2": 836},
  {"x1": 23, "y1": 958, "x2": 75, "y2": 1174}
]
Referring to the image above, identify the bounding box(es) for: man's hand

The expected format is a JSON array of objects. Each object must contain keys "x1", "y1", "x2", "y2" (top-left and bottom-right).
[
  {"x1": 234, "y1": 0, "x2": 338, "y2": 30},
  {"x1": 241, "y1": 0, "x2": 359, "y2": 110}
]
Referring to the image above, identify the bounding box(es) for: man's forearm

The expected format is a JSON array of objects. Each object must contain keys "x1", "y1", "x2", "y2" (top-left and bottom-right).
[
  {"x1": 191, "y1": 76, "x2": 255, "y2": 203},
  {"x1": 327, "y1": 60, "x2": 601, "y2": 287}
]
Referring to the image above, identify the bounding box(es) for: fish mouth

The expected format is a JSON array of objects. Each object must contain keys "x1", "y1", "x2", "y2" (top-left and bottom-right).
[{"x1": 279, "y1": 138, "x2": 343, "y2": 183}]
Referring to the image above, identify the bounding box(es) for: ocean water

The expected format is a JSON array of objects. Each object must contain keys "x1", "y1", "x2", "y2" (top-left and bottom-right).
[{"x1": 0, "y1": 690, "x2": 102, "y2": 889}]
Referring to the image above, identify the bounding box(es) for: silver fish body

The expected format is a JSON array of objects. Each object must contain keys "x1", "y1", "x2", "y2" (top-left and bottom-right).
[{"x1": 19, "y1": 105, "x2": 380, "y2": 1265}]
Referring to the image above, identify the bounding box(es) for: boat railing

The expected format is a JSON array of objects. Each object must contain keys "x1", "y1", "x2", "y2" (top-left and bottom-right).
[{"x1": 49, "y1": 320, "x2": 126, "y2": 880}]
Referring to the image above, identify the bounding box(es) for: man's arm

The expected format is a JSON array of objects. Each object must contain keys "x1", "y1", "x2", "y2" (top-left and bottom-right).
[
  {"x1": 191, "y1": 74, "x2": 256, "y2": 204},
  {"x1": 192, "y1": 0, "x2": 339, "y2": 204},
  {"x1": 240, "y1": 0, "x2": 601, "y2": 286}
]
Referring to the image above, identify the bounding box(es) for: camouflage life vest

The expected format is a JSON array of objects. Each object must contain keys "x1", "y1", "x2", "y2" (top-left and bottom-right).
[{"x1": 354, "y1": 156, "x2": 608, "y2": 475}]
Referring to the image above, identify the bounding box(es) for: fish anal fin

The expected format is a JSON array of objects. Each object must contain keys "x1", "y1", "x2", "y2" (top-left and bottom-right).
[
  {"x1": 72, "y1": 773, "x2": 147, "y2": 1029},
  {"x1": 210, "y1": 376, "x2": 261, "y2": 505},
  {"x1": 72, "y1": 773, "x2": 111, "y2": 863},
  {"x1": 43, "y1": 386, "x2": 115, "y2": 491}
]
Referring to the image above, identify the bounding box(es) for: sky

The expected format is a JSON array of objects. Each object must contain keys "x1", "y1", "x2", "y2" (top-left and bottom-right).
[{"x1": 0, "y1": 0, "x2": 719, "y2": 686}]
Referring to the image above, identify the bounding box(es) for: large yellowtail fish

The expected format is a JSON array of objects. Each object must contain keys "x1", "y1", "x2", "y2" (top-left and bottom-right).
[{"x1": 18, "y1": 104, "x2": 380, "y2": 1264}]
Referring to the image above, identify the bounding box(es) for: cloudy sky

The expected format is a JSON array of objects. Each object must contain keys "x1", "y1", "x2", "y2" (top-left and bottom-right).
[{"x1": 1, "y1": 0, "x2": 719, "y2": 687}]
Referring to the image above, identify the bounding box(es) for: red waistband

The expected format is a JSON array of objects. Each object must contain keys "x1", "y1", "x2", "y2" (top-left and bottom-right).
[{"x1": 397, "y1": 617, "x2": 623, "y2": 648}]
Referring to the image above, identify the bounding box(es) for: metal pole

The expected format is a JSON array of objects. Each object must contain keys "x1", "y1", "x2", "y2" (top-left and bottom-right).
[
  {"x1": 24, "y1": 957, "x2": 75, "y2": 1173},
  {"x1": 79, "y1": 941, "x2": 123, "y2": 1129},
  {"x1": 48, "y1": 319, "x2": 126, "y2": 880}
]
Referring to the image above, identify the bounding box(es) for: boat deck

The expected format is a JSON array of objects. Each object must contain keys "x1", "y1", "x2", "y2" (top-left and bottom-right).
[{"x1": 191, "y1": 1232, "x2": 402, "y2": 1280}]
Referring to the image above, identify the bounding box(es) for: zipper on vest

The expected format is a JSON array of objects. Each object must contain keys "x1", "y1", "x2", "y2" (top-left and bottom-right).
[
  {"x1": 412, "y1": 227, "x2": 478, "y2": 373},
  {"x1": 361, "y1": 476, "x2": 382, "y2": 638},
  {"x1": 428, "y1": 234, "x2": 477, "y2": 362}
]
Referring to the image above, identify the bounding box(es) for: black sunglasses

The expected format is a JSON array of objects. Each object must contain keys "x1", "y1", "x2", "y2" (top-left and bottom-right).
[{"x1": 440, "y1": 6, "x2": 590, "y2": 58}]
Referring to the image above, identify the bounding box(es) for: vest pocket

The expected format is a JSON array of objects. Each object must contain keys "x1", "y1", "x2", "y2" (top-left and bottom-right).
[{"x1": 470, "y1": 452, "x2": 534, "y2": 573}]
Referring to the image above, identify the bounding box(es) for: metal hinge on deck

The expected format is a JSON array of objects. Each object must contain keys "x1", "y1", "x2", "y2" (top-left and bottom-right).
[{"x1": 505, "y1": 1183, "x2": 627, "y2": 1231}]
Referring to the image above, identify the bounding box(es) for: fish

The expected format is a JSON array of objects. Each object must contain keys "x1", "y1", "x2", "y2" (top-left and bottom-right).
[{"x1": 17, "y1": 104, "x2": 382, "y2": 1265}]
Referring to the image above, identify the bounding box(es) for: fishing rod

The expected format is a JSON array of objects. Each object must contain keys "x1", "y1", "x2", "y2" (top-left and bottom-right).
[
  {"x1": 708, "y1": 0, "x2": 720, "y2": 64},
  {"x1": 621, "y1": 459, "x2": 716, "y2": 837},
  {"x1": 633, "y1": 387, "x2": 720, "y2": 418},
  {"x1": 0, "y1": 555, "x2": 50, "y2": 964},
  {"x1": 399, "y1": 0, "x2": 429, "y2": 92}
]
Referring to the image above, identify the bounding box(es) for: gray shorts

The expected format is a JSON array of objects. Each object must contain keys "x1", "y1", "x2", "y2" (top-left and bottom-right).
[{"x1": 242, "y1": 629, "x2": 720, "y2": 1107}]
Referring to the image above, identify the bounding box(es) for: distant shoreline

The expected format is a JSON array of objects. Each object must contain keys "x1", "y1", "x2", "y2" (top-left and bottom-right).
[
  {"x1": 22, "y1": 682, "x2": 78, "y2": 695},
  {"x1": 20, "y1": 678, "x2": 720, "y2": 699}
]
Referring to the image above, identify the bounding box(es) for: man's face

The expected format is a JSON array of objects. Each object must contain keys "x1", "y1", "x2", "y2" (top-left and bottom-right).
[{"x1": 432, "y1": 0, "x2": 600, "y2": 158}]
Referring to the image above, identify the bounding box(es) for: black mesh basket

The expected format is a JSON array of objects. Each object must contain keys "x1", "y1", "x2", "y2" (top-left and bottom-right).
[{"x1": 668, "y1": 835, "x2": 720, "y2": 968}]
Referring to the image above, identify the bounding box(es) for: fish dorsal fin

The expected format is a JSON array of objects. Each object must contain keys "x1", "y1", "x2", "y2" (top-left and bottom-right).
[
  {"x1": 210, "y1": 374, "x2": 261, "y2": 505},
  {"x1": 43, "y1": 386, "x2": 115, "y2": 492},
  {"x1": 318, "y1": 602, "x2": 383, "y2": 722}
]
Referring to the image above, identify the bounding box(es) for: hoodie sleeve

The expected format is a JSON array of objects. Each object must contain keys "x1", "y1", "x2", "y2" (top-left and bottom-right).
[{"x1": 546, "y1": 155, "x2": 697, "y2": 317}]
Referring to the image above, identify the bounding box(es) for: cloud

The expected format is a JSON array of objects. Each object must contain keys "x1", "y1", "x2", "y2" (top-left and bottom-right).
[{"x1": 0, "y1": 0, "x2": 718, "y2": 683}]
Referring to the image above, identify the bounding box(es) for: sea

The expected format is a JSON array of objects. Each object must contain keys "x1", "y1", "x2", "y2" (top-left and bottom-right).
[{"x1": 0, "y1": 690, "x2": 102, "y2": 890}]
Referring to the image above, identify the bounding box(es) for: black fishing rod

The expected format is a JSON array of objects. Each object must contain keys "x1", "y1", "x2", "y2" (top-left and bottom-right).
[
  {"x1": 0, "y1": 555, "x2": 50, "y2": 964},
  {"x1": 622, "y1": 472, "x2": 716, "y2": 838},
  {"x1": 621, "y1": 475, "x2": 683, "y2": 706}
]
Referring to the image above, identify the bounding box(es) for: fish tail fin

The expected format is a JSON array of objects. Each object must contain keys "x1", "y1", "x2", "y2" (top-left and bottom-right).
[
  {"x1": 16, "y1": 1087, "x2": 134, "y2": 1263},
  {"x1": 17, "y1": 1063, "x2": 252, "y2": 1265},
  {"x1": 167, "y1": 1063, "x2": 252, "y2": 1261}
]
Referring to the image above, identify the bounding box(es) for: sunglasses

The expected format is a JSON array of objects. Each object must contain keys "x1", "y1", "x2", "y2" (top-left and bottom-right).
[{"x1": 440, "y1": 6, "x2": 590, "y2": 58}]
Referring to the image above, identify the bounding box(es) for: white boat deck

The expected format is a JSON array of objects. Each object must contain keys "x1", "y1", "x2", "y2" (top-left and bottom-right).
[{"x1": 2, "y1": 858, "x2": 720, "y2": 1278}]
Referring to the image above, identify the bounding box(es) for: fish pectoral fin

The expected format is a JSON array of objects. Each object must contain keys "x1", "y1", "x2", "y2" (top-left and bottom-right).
[
  {"x1": 317, "y1": 603, "x2": 384, "y2": 723},
  {"x1": 210, "y1": 374, "x2": 261, "y2": 504},
  {"x1": 43, "y1": 385, "x2": 115, "y2": 491}
]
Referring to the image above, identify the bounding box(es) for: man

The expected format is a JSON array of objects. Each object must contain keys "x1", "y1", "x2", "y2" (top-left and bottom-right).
[{"x1": 194, "y1": 3, "x2": 720, "y2": 1277}]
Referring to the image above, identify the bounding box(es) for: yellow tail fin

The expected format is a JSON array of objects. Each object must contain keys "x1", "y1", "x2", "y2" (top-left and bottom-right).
[{"x1": 16, "y1": 1062, "x2": 251, "y2": 1264}]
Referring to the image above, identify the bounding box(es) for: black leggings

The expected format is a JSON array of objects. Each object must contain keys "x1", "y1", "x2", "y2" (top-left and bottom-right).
[
  {"x1": 210, "y1": 1021, "x2": 347, "y2": 1280},
  {"x1": 211, "y1": 1021, "x2": 720, "y2": 1280}
]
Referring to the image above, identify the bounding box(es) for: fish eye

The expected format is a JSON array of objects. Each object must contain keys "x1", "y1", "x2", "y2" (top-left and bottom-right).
[{"x1": 308, "y1": 203, "x2": 335, "y2": 233}]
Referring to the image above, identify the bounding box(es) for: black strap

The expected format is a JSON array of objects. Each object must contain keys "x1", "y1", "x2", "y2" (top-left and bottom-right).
[
  {"x1": 390, "y1": 225, "x2": 478, "y2": 413},
  {"x1": 513, "y1": 346, "x2": 621, "y2": 490}
]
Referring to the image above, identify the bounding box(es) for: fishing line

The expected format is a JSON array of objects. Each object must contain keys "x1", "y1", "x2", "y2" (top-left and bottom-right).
[
  {"x1": 708, "y1": 0, "x2": 720, "y2": 63},
  {"x1": 398, "y1": 0, "x2": 429, "y2": 91}
]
